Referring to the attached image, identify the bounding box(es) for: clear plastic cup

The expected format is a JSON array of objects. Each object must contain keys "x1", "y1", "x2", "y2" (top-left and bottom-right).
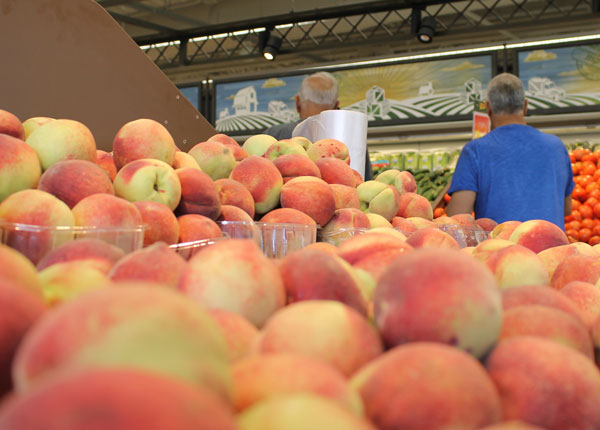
[{"x1": 254, "y1": 222, "x2": 317, "y2": 258}]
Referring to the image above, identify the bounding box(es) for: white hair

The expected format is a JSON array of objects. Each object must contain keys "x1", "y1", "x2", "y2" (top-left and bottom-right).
[
  {"x1": 486, "y1": 73, "x2": 526, "y2": 115},
  {"x1": 297, "y1": 71, "x2": 338, "y2": 106}
]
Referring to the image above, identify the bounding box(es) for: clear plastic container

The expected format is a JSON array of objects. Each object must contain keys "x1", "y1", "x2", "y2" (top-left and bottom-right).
[
  {"x1": 168, "y1": 236, "x2": 229, "y2": 260},
  {"x1": 437, "y1": 224, "x2": 489, "y2": 248},
  {"x1": 318, "y1": 227, "x2": 369, "y2": 247},
  {"x1": 0, "y1": 221, "x2": 145, "y2": 264},
  {"x1": 217, "y1": 220, "x2": 261, "y2": 243},
  {"x1": 255, "y1": 222, "x2": 316, "y2": 258}
]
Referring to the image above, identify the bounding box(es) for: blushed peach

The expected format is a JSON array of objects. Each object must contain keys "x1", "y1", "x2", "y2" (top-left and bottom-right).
[
  {"x1": 214, "y1": 178, "x2": 255, "y2": 218},
  {"x1": 133, "y1": 201, "x2": 179, "y2": 246},
  {"x1": 550, "y1": 254, "x2": 600, "y2": 290},
  {"x1": 489, "y1": 220, "x2": 522, "y2": 239},
  {"x1": 177, "y1": 214, "x2": 222, "y2": 243},
  {"x1": 560, "y1": 281, "x2": 600, "y2": 329},
  {"x1": 280, "y1": 176, "x2": 336, "y2": 226},
  {"x1": 188, "y1": 141, "x2": 236, "y2": 180},
  {"x1": 307, "y1": 138, "x2": 350, "y2": 164},
  {"x1": 396, "y1": 192, "x2": 433, "y2": 220},
  {"x1": 480, "y1": 244, "x2": 549, "y2": 289},
  {"x1": 259, "y1": 208, "x2": 316, "y2": 226},
  {"x1": 208, "y1": 133, "x2": 248, "y2": 161},
  {"x1": 315, "y1": 157, "x2": 356, "y2": 187},
  {"x1": 0, "y1": 134, "x2": 41, "y2": 202},
  {"x1": 0, "y1": 109, "x2": 25, "y2": 139},
  {"x1": 272, "y1": 153, "x2": 321, "y2": 183},
  {"x1": 263, "y1": 140, "x2": 307, "y2": 160},
  {"x1": 175, "y1": 167, "x2": 220, "y2": 219},
  {"x1": 36, "y1": 238, "x2": 125, "y2": 274},
  {"x1": 405, "y1": 227, "x2": 460, "y2": 249},
  {"x1": 95, "y1": 150, "x2": 117, "y2": 180},
  {"x1": 207, "y1": 309, "x2": 259, "y2": 362},
  {"x1": 509, "y1": 219, "x2": 569, "y2": 253},
  {"x1": 230, "y1": 156, "x2": 283, "y2": 215},
  {"x1": 357, "y1": 181, "x2": 400, "y2": 221},
  {"x1": 330, "y1": 184, "x2": 360, "y2": 210}
]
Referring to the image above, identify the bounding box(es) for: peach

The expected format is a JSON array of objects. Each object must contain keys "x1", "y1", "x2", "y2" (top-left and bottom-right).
[
  {"x1": 207, "y1": 309, "x2": 259, "y2": 362},
  {"x1": 352, "y1": 169, "x2": 364, "y2": 186},
  {"x1": 330, "y1": 184, "x2": 360, "y2": 210},
  {"x1": 279, "y1": 248, "x2": 369, "y2": 316},
  {"x1": 538, "y1": 243, "x2": 597, "y2": 280},
  {"x1": 174, "y1": 167, "x2": 220, "y2": 219},
  {"x1": 242, "y1": 134, "x2": 276, "y2": 157},
  {"x1": 35, "y1": 238, "x2": 125, "y2": 274},
  {"x1": 396, "y1": 192, "x2": 433, "y2": 220},
  {"x1": 108, "y1": 243, "x2": 187, "y2": 289},
  {"x1": 489, "y1": 220, "x2": 522, "y2": 239},
  {"x1": 560, "y1": 281, "x2": 600, "y2": 329},
  {"x1": 133, "y1": 201, "x2": 179, "y2": 246},
  {"x1": 12, "y1": 286, "x2": 231, "y2": 398},
  {"x1": 208, "y1": 133, "x2": 248, "y2": 161},
  {"x1": 263, "y1": 140, "x2": 307, "y2": 160},
  {"x1": 113, "y1": 159, "x2": 182, "y2": 211},
  {"x1": 214, "y1": 178, "x2": 255, "y2": 219},
  {"x1": 217, "y1": 205, "x2": 255, "y2": 223},
  {"x1": 405, "y1": 227, "x2": 461, "y2": 249},
  {"x1": 178, "y1": 239, "x2": 285, "y2": 328},
  {"x1": 351, "y1": 343, "x2": 501, "y2": 429},
  {"x1": 480, "y1": 244, "x2": 549, "y2": 289},
  {"x1": 0, "y1": 280, "x2": 45, "y2": 395},
  {"x1": 391, "y1": 216, "x2": 417, "y2": 234},
  {"x1": 307, "y1": 138, "x2": 350, "y2": 164},
  {"x1": 551, "y1": 254, "x2": 600, "y2": 290},
  {"x1": 451, "y1": 213, "x2": 479, "y2": 227},
  {"x1": 319, "y1": 208, "x2": 370, "y2": 239},
  {"x1": 0, "y1": 244, "x2": 43, "y2": 295},
  {"x1": 375, "y1": 169, "x2": 417, "y2": 194},
  {"x1": 478, "y1": 421, "x2": 545, "y2": 430},
  {"x1": 486, "y1": 337, "x2": 600, "y2": 429},
  {"x1": 0, "y1": 189, "x2": 75, "y2": 264},
  {"x1": 315, "y1": 157, "x2": 356, "y2": 187},
  {"x1": 280, "y1": 176, "x2": 336, "y2": 226},
  {"x1": 256, "y1": 300, "x2": 383, "y2": 376},
  {"x1": 303, "y1": 241, "x2": 338, "y2": 254},
  {"x1": 272, "y1": 153, "x2": 321, "y2": 183},
  {"x1": 72, "y1": 194, "x2": 142, "y2": 228},
  {"x1": 95, "y1": 149, "x2": 117, "y2": 180},
  {"x1": 0, "y1": 134, "x2": 41, "y2": 202},
  {"x1": 472, "y1": 238, "x2": 518, "y2": 261},
  {"x1": 232, "y1": 353, "x2": 362, "y2": 413},
  {"x1": 26, "y1": 119, "x2": 96, "y2": 171},
  {"x1": 337, "y1": 231, "x2": 411, "y2": 266},
  {"x1": 357, "y1": 181, "x2": 400, "y2": 221},
  {"x1": 216, "y1": 206, "x2": 259, "y2": 243},
  {"x1": 476, "y1": 217, "x2": 499, "y2": 231},
  {"x1": 499, "y1": 305, "x2": 593, "y2": 359},
  {"x1": 0, "y1": 368, "x2": 236, "y2": 430},
  {"x1": 38, "y1": 160, "x2": 114, "y2": 208},
  {"x1": 366, "y1": 212, "x2": 392, "y2": 228},
  {"x1": 0, "y1": 109, "x2": 25, "y2": 139},
  {"x1": 501, "y1": 284, "x2": 585, "y2": 324},
  {"x1": 112, "y1": 118, "x2": 176, "y2": 170},
  {"x1": 259, "y1": 207, "x2": 316, "y2": 226},
  {"x1": 433, "y1": 215, "x2": 460, "y2": 226},
  {"x1": 38, "y1": 260, "x2": 111, "y2": 307},
  {"x1": 406, "y1": 216, "x2": 436, "y2": 229},
  {"x1": 177, "y1": 214, "x2": 222, "y2": 243},
  {"x1": 22, "y1": 117, "x2": 54, "y2": 140},
  {"x1": 365, "y1": 227, "x2": 407, "y2": 240},
  {"x1": 187, "y1": 141, "x2": 236, "y2": 180},
  {"x1": 230, "y1": 156, "x2": 283, "y2": 215},
  {"x1": 289, "y1": 136, "x2": 312, "y2": 150},
  {"x1": 237, "y1": 393, "x2": 374, "y2": 430},
  {"x1": 508, "y1": 219, "x2": 569, "y2": 253},
  {"x1": 374, "y1": 248, "x2": 502, "y2": 358},
  {"x1": 171, "y1": 150, "x2": 201, "y2": 170}
]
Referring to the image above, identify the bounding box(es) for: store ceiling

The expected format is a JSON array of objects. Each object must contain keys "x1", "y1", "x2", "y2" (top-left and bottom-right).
[{"x1": 97, "y1": 0, "x2": 600, "y2": 83}]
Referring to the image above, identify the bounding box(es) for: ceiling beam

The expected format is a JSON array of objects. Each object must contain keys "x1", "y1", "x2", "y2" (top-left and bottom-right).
[
  {"x1": 109, "y1": 11, "x2": 178, "y2": 33},
  {"x1": 97, "y1": 0, "x2": 145, "y2": 7},
  {"x1": 132, "y1": 0, "x2": 468, "y2": 45}
]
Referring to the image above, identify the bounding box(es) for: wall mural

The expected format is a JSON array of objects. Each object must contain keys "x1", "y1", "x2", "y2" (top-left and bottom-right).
[
  {"x1": 517, "y1": 43, "x2": 600, "y2": 111},
  {"x1": 215, "y1": 55, "x2": 494, "y2": 134}
]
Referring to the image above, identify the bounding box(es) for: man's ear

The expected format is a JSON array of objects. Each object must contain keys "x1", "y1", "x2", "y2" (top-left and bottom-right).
[
  {"x1": 523, "y1": 99, "x2": 528, "y2": 116},
  {"x1": 334, "y1": 100, "x2": 340, "y2": 110},
  {"x1": 295, "y1": 95, "x2": 302, "y2": 114},
  {"x1": 485, "y1": 100, "x2": 492, "y2": 118}
]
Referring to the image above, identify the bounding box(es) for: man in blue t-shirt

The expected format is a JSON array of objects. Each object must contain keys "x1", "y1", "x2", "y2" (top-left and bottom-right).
[{"x1": 446, "y1": 73, "x2": 574, "y2": 230}]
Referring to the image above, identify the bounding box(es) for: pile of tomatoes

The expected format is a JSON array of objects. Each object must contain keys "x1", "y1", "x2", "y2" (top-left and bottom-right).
[{"x1": 564, "y1": 147, "x2": 600, "y2": 245}]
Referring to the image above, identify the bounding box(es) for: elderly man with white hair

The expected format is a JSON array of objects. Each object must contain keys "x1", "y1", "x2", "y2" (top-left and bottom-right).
[
  {"x1": 446, "y1": 73, "x2": 574, "y2": 230},
  {"x1": 264, "y1": 71, "x2": 373, "y2": 180}
]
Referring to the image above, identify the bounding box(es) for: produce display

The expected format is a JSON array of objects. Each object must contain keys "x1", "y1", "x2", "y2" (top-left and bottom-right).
[
  {"x1": 2, "y1": 107, "x2": 600, "y2": 429},
  {"x1": 564, "y1": 142, "x2": 600, "y2": 245}
]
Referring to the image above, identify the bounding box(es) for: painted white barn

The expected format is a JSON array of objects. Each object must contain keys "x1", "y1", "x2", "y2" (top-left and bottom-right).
[{"x1": 233, "y1": 86, "x2": 258, "y2": 115}]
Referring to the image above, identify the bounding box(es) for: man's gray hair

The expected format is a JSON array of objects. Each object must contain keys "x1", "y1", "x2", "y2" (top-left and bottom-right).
[
  {"x1": 486, "y1": 73, "x2": 526, "y2": 115},
  {"x1": 297, "y1": 71, "x2": 338, "y2": 106}
]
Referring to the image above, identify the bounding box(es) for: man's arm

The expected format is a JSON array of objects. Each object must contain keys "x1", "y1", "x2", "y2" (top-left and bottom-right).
[
  {"x1": 564, "y1": 195, "x2": 572, "y2": 216},
  {"x1": 445, "y1": 190, "x2": 477, "y2": 217}
]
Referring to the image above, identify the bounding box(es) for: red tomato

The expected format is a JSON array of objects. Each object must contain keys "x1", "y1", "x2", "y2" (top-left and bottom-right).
[
  {"x1": 572, "y1": 199, "x2": 581, "y2": 211},
  {"x1": 594, "y1": 202, "x2": 600, "y2": 218},
  {"x1": 567, "y1": 220, "x2": 582, "y2": 231},
  {"x1": 579, "y1": 205, "x2": 594, "y2": 219},
  {"x1": 592, "y1": 223, "x2": 600, "y2": 237},
  {"x1": 585, "y1": 197, "x2": 599, "y2": 208},
  {"x1": 581, "y1": 218, "x2": 595, "y2": 230},
  {"x1": 579, "y1": 227, "x2": 593, "y2": 243},
  {"x1": 570, "y1": 210, "x2": 583, "y2": 222},
  {"x1": 589, "y1": 235, "x2": 600, "y2": 246},
  {"x1": 566, "y1": 229, "x2": 579, "y2": 242},
  {"x1": 572, "y1": 185, "x2": 587, "y2": 201},
  {"x1": 578, "y1": 175, "x2": 593, "y2": 188}
]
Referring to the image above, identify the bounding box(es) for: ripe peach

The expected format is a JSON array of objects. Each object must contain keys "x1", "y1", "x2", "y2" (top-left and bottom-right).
[
  {"x1": 480, "y1": 244, "x2": 549, "y2": 289},
  {"x1": 256, "y1": 300, "x2": 383, "y2": 376},
  {"x1": 242, "y1": 134, "x2": 276, "y2": 157},
  {"x1": 486, "y1": 337, "x2": 600, "y2": 429},
  {"x1": 22, "y1": 117, "x2": 54, "y2": 140},
  {"x1": 508, "y1": 219, "x2": 569, "y2": 253},
  {"x1": 72, "y1": 194, "x2": 142, "y2": 229},
  {"x1": 177, "y1": 214, "x2": 222, "y2": 243},
  {"x1": 259, "y1": 208, "x2": 316, "y2": 226},
  {"x1": 207, "y1": 309, "x2": 259, "y2": 362},
  {"x1": 35, "y1": 238, "x2": 125, "y2": 274},
  {"x1": 501, "y1": 285, "x2": 585, "y2": 324},
  {"x1": 280, "y1": 176, "x2": 336, "y2": 226},
  {"x1": 351, "y1": 343, "x2": 501, "y2": 429},
  {"x1": 230, "y1": 156, "x2": 283, "y2": 215},
  {"x1": 499, "y1": 305, "x2": 593, "y2": 359},
  {"x1": 171, "y1": 151, "x2": 201, "y2": 170},
  {"x1": 208, "y1": 133, "x2": 248, "y2": 161},
  {"x1": 330, "y1": 184, "x2": 360, "y2": 210},
  {"x1": 188, "y1": 141, "x2": 236, "y2": 180},
  {"x1": 476, "y1": 217, "x2": 499, "y2": 231},
  {"x1": 178, "y1": 239, "x2": 285, "y2": 328},
  {"x1": 175, "y1": 167, "x2": 220, "y2": 219},
  {"x1": 272, "y1": 153, "x2": 321, "y2": 183},
  {"x1": 112, "y1": 118, "x2": 176, "y2": 170},
  {"x1": 0, "y1": 134, "x2": 41, "y2": 202},
  {"x1": 307, "y1": 138, "x2": 350, "y2": 164},
  {"x1": 357, "y1": 181, "x2": 400, "y2": 221},
  {"x1": 391, "y1": 216, "x2": 417, "y2": 234},
  {"x1": 95, "y1": 149, "x2": 117, "y2": 180},
  {"x1": 38, "y1": 160, "x2": 114, "y2": 208},
  {"x1": 319, "y1": 208, "x2": 370, "y2": 239},
  {"x1": 551, "y1": 254, "x2": 600, "y2": 290},
  {"x1": 315, "y1": 157, "x2": 356, "y2": 187},
  {"x1": 0, "y1": 109, "x2": 25, "y2": 139},
  {"x1": 405, "y1": 227, "x2": 460, "y2": 249},
  {"x1": 214, "y1": 178, "x2": 255, "y2": 219},
  {"x1": 133, "y1": 201, "x2": 179, "y2": 246},
  {"x1": 396, "y1": 192, "x2": 433, "y2": 220},
  {"x1": 375, "y1": 169, "x2": 417, "y2": 194},
  {"x1": 489, "y1": 220, "x2": 522, "y2": 239},
  {"x1": 374, "y1": 247, "x2": 502, "y2": 358},
  {"x1": 263, "y1": 140, "x2": 307, "y2": 160},
  {"x1": 0, "y1": 244, "x2": 43, "y2": 295},
  {"x1": 560, "y1": 281, "x2": 600, "y2": 329}
]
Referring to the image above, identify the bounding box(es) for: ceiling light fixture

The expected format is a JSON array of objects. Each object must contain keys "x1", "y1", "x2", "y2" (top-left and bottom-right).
[
  {"x1": 417, "y1": 16, "x2": 436, "y2": 43},
  {"x1": 262, "y1": 34, "x2": 282, "y2": 61}
]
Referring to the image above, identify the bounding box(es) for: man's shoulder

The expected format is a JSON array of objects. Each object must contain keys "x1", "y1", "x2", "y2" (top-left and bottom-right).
[{"x1": 263, "y1": 120, "x2": 302, "y2": 140}]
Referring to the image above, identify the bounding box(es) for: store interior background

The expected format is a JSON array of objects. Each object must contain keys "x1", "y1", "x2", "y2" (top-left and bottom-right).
[{"x1": 98, "y1": 0, "x2": 600, "y2": 158}]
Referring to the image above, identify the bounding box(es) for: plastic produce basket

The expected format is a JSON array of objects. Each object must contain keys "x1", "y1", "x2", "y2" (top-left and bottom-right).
[
  {"x1": 255, "y1": 222, "x2": 316, "y2": 258},
  {"x1": 168, "y1": 236, "x2": 229, "y2": 261},
  {"x1": 437, "y1": 224, "x2": 489, "y2": 248},
  {"x1": 0, "y1": 221, "x2": 145, "y2": 265},
  {"x1": 318, "y1": 227, "x2": 369, "y2": 247}
]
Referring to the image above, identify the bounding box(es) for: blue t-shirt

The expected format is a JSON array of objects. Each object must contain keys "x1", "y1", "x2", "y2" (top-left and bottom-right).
[{"x1": 448, "y1": 124, "x2": 574, "y2": 230}]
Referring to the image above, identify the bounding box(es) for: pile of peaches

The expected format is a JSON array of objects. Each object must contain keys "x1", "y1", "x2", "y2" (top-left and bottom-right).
[{"x1": 2, "y1": 108, "x2": 600, "y2": 429}]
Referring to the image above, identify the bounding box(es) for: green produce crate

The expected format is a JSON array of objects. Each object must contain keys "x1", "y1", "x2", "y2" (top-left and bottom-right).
[
  {"x1": 403, "y1": 151, "x2": 419, "y2": 170},
  {"x1": 432, "y1": 151, "x2": 450, "y2": 171},
  {"x1": 417, "y1": 152, "x2": 433, "y2": 171},
  {"x1": 390, "y1": 153, "x2": 405, "y2": 170}
]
